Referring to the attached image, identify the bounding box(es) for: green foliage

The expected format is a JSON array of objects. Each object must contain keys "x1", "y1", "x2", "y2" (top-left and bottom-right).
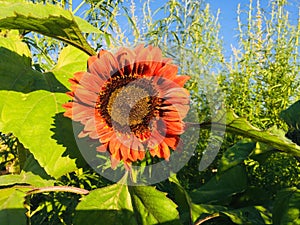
[
  {"x1": 0, "y1": 133, "x2": 19, "y2": 174},
  {"x1": 273, "y1": 188, "x2": 300, "y2": 225},
  {"x1": 74, "y1": 184, "x2": 181, "y2": 225},
  {"x1": 0, "y1": 187, "x2": 30, "y2": 225},
  {"x1": 220, "y1": 0, "x2": 300, "y2": 129},
  {"x1": 0, "y1": 0, "x2": 299, "y2": 225},
  {"x1": 190, "y1": 165, "x2": 247, "y2": 204},
  {"x1": 0, "y1": 172, "x2": 55, "y2": 187},
  {"x1": 0, "y1": 36, "x2": 89, "y2": 178},
  {"x1": 0, "y1": 1, "x2": 99, "y2": 55}
]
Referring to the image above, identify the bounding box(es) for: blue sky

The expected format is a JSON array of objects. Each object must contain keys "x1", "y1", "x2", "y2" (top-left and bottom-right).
[{"x1": 73, "y1": 0, "x2": 299, "y2": 56}]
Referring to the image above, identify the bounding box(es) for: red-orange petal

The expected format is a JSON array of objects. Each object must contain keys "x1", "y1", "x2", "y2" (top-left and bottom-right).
[
  {"x1": 165, "y1": 120, "x2": 185, "y2": 135},
  {"x1": 173, "y1": 75, "x2": 190, "y2": 87},
  {"x1": 96, "y1": 143, "x2": 108, "y2": 152},
  {"x1": 98, "y1": 129, "x2": 114, "y2": 143},
  {"x1": 88, "y1": 55, "x2": 97, "y2": 67},
  {"x1": 160, "y1": 141, "x2": 170, "y2": 160},
  {"x1": 115, "y1": 47, "x2": 136, "y2": 74},
  {"x1": 164, "y1": 136, "x2": 180, "y2": 149}
]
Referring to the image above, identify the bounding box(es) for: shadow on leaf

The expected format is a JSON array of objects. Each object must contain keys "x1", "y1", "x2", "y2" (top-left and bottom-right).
[
  {"x1": 0, "y1": 47, "x2": 68, "y2": 93},
  {"x1": 51, "y1": 113, "x2": 90, "y2": 169},
  {"x1": 73, "y1": 209, "x2": 182, "y2": 225}
]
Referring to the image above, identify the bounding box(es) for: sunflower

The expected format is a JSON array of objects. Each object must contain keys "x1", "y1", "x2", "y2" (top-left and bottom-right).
[{"x1": 63, "y1": 45, "x2": 190, "y2": 169}]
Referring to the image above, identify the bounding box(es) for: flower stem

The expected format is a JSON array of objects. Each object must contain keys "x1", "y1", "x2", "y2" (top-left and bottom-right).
[
  {"x1": 194, "y1": 213, "x2": 220, "y2": 225},
  {"x1": 26, "y1": 186, "x2": 89, "y2": 196}
]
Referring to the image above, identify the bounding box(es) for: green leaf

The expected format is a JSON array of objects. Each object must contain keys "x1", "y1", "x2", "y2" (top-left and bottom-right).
[
  {"x1": 169, "y1": 176, "x2": 228, "y2": 224},
  {"x1": 74, "y1": 184, "x2": 137, "y2": 225},
  {"x1": 0, "y1": 187, "x2": 30, "y2": 225},
  {"x1": 280, "y1": 100, "x2": 300, "y2": 146},
  {"x1": 273, "y1": 188, "x2": 300, "y2": 225},
  {"x1": 129, "y1": 185, "x2": 181, "y2": 225},
  {"x1": 0, "y1": 172, "x2": 54, "y2": 187},
  {"x1": 73, "y1": 16, "x2": 104, "y2": 34},
  {"x1": 51, "y1": 45, "x2": 89, "y2": 87},
  {"x1": 0, "y1": 91, "x2": 76, "y2": 179},
  {"x1": 0, "y1": 2, "x2": 96, "y2": 55},
  {"x1": 222, "y1": 207, "x2": 266, "y2": 225},
  {"x1": 230, "y1": 186, "x2": 272, "y2": 207},
  {"x1": 21, "y1": 153, "x2": 53, "y2": 180},
  {"x1": 190, "y1": 165, "x2": 248, "y2": 204},
  {"x1": 190, "y1": 203, "x2": 226, "y2": 224},
  {"x1": 0, "y1": 36, "x2": 66, "y2": 93},
  {"x1": 74, "y1": 184, "x2": 181, "y2": 225},
  {"x1": 0, "y1": 38, "x2": 88, "y2": 178},
  {"x1": 227, "y1": 111, "x2": 300, "y2": 156},
  {"x1": 218, "y1": 140, "x2": 256, "y2": 173},
  {"x1": 205, "y1": 111, "x2": 300, "y2": 157},
  {"x1": 280, "y1": 100, "x2": 300, "y2": 129},
  {"x1": 169, "y1": 176, "x2": 193, "y2": 224}
]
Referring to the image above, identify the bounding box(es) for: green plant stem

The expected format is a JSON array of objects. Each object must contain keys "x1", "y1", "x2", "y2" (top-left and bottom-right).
[
  {"x1": 187, "y1": 119, "x2": 300, "y2": 157},
  {"x1": 26, "y1": 186, "x2": 89, "y2": 195}
]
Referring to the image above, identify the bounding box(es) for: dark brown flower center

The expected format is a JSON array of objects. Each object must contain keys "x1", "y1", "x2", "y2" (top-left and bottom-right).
[{"x1": 96, "y1": 75, "x2": 160, "y2": 137}]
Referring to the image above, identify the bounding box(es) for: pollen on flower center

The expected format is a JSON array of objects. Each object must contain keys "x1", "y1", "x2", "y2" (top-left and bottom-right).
[
  {"x1": 96, "y1": 75, "x2": 161, "y2": 137},
  {"x1": 107, "y1": 85, "x2": 151, "y2": 127}
]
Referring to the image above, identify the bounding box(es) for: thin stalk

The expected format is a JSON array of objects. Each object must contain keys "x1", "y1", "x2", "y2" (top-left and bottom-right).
[
  {"x1": 194, "y1": 213, "x2": 220, "y2": 225},
  {"x1": 26, "y1": 186, "x2": 89, "y2": 195},
  {"x1": 73, "y1": 0, "x2": 85, "y2": 14}
]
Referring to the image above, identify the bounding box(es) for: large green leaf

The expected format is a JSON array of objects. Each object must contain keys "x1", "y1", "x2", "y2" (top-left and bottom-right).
[
  {"x1": 0, "y1": 187, "x2": 30, "y2": 225},
  {"x1": 273, "y1": 188, "x2": 300, "y2": 225},
  {"x1": 129, "y1": 185, "x2": 181, "y2": 225},
  {"x1": 0, "y1": 1, "x2": 97, "y2": 55},
  {"x1": 74, "y1": 184, "x2": 136, "y2": 225},
  {"x1": 0, "y1": 172, "x2": 54, "y2": 187},
  {"x1": 74, "y1": 184, "x2": 181, "y2": 225},
  {"x1": 0, "y1": 38, "x2": 88, "y2": 178},
  {"x1": 21, "y1": 153, "x2": 53, "y2": 180},
  {"x1": 52, "y1": 44, "x2": 89, "y2": 87},
  {"x1": 169, "y1": 176, "x2": 193, "y2": 224},
  {"x1": 203, "y1": 111, "x2": 300, "y2": 157},
  {"x1": 190, "y1": 165, "x2": 248, "y2": 204}
]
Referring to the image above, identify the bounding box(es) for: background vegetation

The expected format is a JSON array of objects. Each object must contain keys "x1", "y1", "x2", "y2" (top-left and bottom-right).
[{"x1": 0, "y1": 0, "x2": 299, "y2": 224}]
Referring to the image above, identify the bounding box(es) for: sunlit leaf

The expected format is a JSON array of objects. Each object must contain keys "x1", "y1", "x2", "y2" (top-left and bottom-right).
[
  {"x1": 0, "y1": 187, "x2": 30, "y2": 225},
  {"x1": 0, "y1": 172, "x2": 54, "y2": 187},
  {"x1": 0, "y1": 38, "x2": 87, "y2": 178},
  {"x1": 204, "y1": 111, "x2": 300, "y2": 157},
  {"x1": 0, "y1": 1, "x2": 97, "y2": 55},
  {"x1": 74, "y1": 184, "x2": 136, "y2": 225},
  {"x1": 74, "y1": 184, "x2": 181, "y2": 225},
  {"x1": 129, "y1": 185, "x2": 181, "y2": 225},
  {"x1": 225, "y1": 111, "x2": 300, "y2": 156}
]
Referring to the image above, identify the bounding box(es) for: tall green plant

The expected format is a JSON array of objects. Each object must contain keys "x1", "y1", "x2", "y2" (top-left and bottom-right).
[{"x1": 220, "y1": 0, "x2": 300, "y2": 129}]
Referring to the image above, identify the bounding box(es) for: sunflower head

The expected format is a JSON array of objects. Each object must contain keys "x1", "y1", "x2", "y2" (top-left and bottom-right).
[{"x1": 63, "y1": 45, "x2": 190, "y2": 169}]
